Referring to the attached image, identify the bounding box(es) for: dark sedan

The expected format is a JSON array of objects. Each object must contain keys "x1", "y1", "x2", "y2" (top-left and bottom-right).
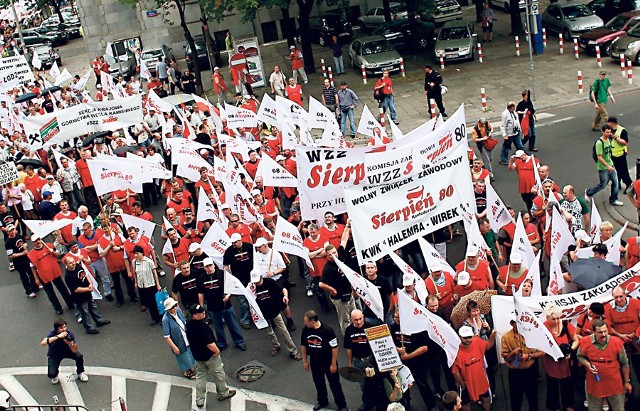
[
  {"x1": 579, "y1": 10, "x2": 640, "y2": 54},
  {"x1": 372, "y1": 20, "x2": 436, "y2": 50},
  {"x1": 184, "y1": 35, "x2": 210, "y2": 71},
  {"x1": 22, "y1": 27, "x2": 68, "y2": 46},
  {"x1": 304, "y1": 14, "x2": 353, "y2": 46}
]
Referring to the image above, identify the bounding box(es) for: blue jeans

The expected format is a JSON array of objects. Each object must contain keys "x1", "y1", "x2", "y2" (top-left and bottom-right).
[
  {"x1": 236, "y1": 295, "x2": 251, "y2": 326},
  {"x1": 382, "y1": 94, "x2": 397, "y2": 121},
  {"x1": 522, "y1": 121, "x2": 536, "y2": 150},
  {"x1": 48, "y1": 351, "x2": 84, "y2": 378},
  {"x1": 353, "y1": 356, "x2": 376, "y2": 409},
  {"x1": 340, "y1": 108, "x2": 356, "y2": 136},
  {"x1": 500, "y1": 133, "x2": 525, "y2": 163},
  {"x1": 333, "y1": 55, "x2": 344, "y2": 74},
  {"x1": 77, "y1": 300, "x2": 105, "y2": 331},
  {"x1": 90, "y1": 258, "x2": 112, "y2": 297},
  {"x1": 208, "y1": 306, "x2": 245, "y2": 349},
  {"x1": 586, "y1": 168, "x2": 620, "y2": 203}
]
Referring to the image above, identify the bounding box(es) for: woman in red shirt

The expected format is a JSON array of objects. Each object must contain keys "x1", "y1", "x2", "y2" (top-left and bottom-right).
[{"x1": 285, "y1": 78, "x2": 303, "y2": 106}]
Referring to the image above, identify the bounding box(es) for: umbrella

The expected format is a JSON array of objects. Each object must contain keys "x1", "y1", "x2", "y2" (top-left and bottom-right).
[
  {"x1": 567, "y1": 258, "x2": 622, "y2": 289},
  {"x1": 339, "y1": 366, "x2": 365, "y2": 383},
  {"x1": 113, "y1": 146, "x2": 139, "y2": 157},
  {"x1": 450, "y1": 289, "x2": 498, "y2": 329},
  {"x1": 16, "y1": 157, "x2": 46, "y2": 170},
  {"x1": 14, "y1": 92, "x2": 38, "y2": 104},
  {"x1": 41, "y1": 86, "x2": 62, "y2": 95},
  {"x1": 82, "y1": 131, "x2": 110, "y2": 147}
]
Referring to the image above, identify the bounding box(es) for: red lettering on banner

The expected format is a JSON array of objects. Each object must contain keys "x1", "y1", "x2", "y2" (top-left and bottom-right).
[
  {"x1": 307, "y1": 162, "x2": 366, "y2": 188},
  {"x1": 371, "y1": 189, "x2": 434, "y2": 229},
  {"x1": 424, "y1": 134, "x2": 453, "y2": 163}
]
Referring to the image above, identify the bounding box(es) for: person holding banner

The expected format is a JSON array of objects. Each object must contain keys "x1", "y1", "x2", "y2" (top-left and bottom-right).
[
  {"x1": 363, "y1": 261, "x2": 393, "y2": 324},
  {"x1": 5, "y1": 224, "x2": 37, "y2": 298},
  {"x1": 223, "y1": 233, "x2": 255, "y2": 329},
  {"x1": 454, "y1": 246, "x2": 494, "y2": 291},
  {"x1": 496, "y1": 252, "x2": 528, "y2": 296},
  {"x1": 343, "y1": 309, "x2": 377, "y2": 411},
  {"x1": 63, "y1": 256, "x2": 110, "y2": 335},
  {"x1": 424, "y1": 261, "x2": 457, "y2": 319},
  {"x1": 320, "y1": 244, "x2": 357, "y2": 336}
]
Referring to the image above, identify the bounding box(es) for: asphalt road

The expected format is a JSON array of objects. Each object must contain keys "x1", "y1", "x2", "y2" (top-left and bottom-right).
[{"x1": 1, "y1": 93, "x2": 640, "y2": 409}]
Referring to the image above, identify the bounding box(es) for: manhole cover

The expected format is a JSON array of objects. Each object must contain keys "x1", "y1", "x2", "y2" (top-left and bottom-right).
[{"x1": 236, "y1": 365, "x2": 266, "y2": 382}]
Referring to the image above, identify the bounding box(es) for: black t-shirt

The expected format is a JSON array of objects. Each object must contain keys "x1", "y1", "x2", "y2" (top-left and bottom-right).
[
  {"x1": 343, "y1": 324, "x2": 373, "y2": 359},
  {"x1": 222, "y1": 243, "x2": 254, "y2": 285},
  {"x1": 254, "y1": 277, "x2": 285, "y2": 320},
  {"x1": 0, "y1": 212, "x2": 15, "y2": 239},
  {"x1": 475, "y1": 190, "x2": 487, "y2": 215},
  {"x1": 65, "y1": 266, "x2": 92, "y2": 304},
  {"x1": 185, "y1": 318, "x2": 216, "y2": 361},
  {"x1": 197, "y1": 270, "x2": 229, "y2": 312},
  {"x1": 301, "y1": 322, "x2": 339, "y2": 360},
  {"x1": 172, "y1": 272, "x2": 199, "y2": 307},
  {"x1": 195, "y1": 132, "x2": 212, "y2": 146},
  {"x1": 389, "y1": 322, "x2": 428, "y2": 356},
  {"x1": 190, "y1": 252, "x2": 208, "y2": 277},
  {"x1": 322, "y1": 259, "x2": 353, "y2": 300},
  {"x1": 364, "y1": 276, "x2": 392, "y2": 319},
  {"x1": 5, "y1": 234, "x2": 30, "y2": 269}
]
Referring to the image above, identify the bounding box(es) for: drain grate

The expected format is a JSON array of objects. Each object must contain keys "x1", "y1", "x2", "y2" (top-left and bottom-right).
[{"x1": 236, "y1": 364, "x2": 266, "y2": 383}]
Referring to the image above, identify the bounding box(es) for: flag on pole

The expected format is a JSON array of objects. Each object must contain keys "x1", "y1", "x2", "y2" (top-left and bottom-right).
[
  {"x1": 73, "y1": 69, "x2": 92, "y2": 91},
  {"x1": 486, "y1": 182, "x2": 513, "y2": 232},
  {"x1": 417, "y1": 237, "x2": 456, "y2": 274},
  {"x1": 140, "y1": 58, "x2": 152, "y2": 81},
  {"x1": 514, "y1": 251, "x2": 543, "y2": 297},
  {"x1": 334, "y1": 257, "x2": 384, "y2": 321},
  {"x1": 271, "y1": 218, "x2": 313, "y2": 268},
  {"x1": 380, "y1": 243, "x2": 428, "y2": 305},
  {"x1": 24, "y1": 219, "x2": 73, "y2": 239},
  {"x1": 547, "y1": 254, "x2": 566, "y2": 295},
  {"x1": 590, "y1": 199, "x2": 602, "y2": 243},
  {"x1": 223, "y1": 271, "x2": 268, "y2": 329},
  {"x1": 196, "y1": 188, "x2": 220, "y2": 223},
  {"x1": 512, "y1": 213, "x2": 536, "y2": 268},
  {"x1": 120, "y1": 213, "x2": 156, "y2": 240},
  {"x1": 513, "y1": 295, "x2": 564, "y2": 360},
  {"x1": 32, "y1": 51, "x2": 42, "y2": 69}
]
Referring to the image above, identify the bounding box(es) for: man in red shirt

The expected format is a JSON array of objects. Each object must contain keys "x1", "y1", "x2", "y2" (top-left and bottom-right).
[
  {"x1": 212, "y1": 66, "x2": 227, "y2": 104},
  {"x1": 166, "y1": 190, "x2": 193, "y2": 218},
  {"x1": 288, "y1": 45, "x2": 308, "y2": 84},
  {"x1": 123, "y1": 226, "x2": 165, "y2": 278},
  {"x1": 76, "y1": 149, "x2": 100, "y2": 216},
  {"x1": 54, "y1": 199, "x2": 77, "y2": 250},
  {"x1": 252, "y1": 189, "x2": 278, "y2": 220},
  {"x1": 318, "y1": 211, "x2": 344, "y2": 249},
  {"x1": 303, "y1": 223, "x2": 331, "y2": 312},
  {"x1": 452, "y1": 325, "x2": 496, "y2": 411},
  {"x1": 162, "y1": 227, "x2": 191, "y2": 276},
  {"x1": 496, "y1": 252, "x2": 528, "y2": 296},
  {"x1": 285, "y1": 78, "x2": 303, "y2": 106},
  {"x1": 131, "y1": 201, "x2": 154, "y2": 221},
  {"x1": 424, "y1": 261, "x2": 457, "y2": 319},
  {"x1": 98, "y1": 219, "x2": 137, "y2": 307},
  {"x1": 28, "y1": 235, "x2": 74, "y2": 314},
  {"x1": 77, "y1": 222, "x2": 113, "y2": 301},
  {"x1": 244, "y1": 150, "x2": 260, "y2": 180},
  {"x1": 225, "y1": 213, "x2": 253, "y2": 244},
  {"x1": 508, "y1": 150, "x2": 540, "y2": 211},
  {"x1": 23, "y1": 166, "x2": 45, "y2": 202},
  {"x1": 147, "y1": 75, "x2": 163, "y2": 93},
  {"x1": 373, "y1": 69, "x2": 398, "y2": 124},
  {"x1": 605, "y1": 286, "x2": 640, "y2": 377},
  {"x1": 454, "y1": 246, "x2": 494, "y2": 290}
]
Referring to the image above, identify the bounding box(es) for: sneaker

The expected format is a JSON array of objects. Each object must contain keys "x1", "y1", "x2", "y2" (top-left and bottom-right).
[
  {"x1": 78, "y1": 372, "x2": 89, "y2": 382},
  {"x1": 306, "y1": 288, "x2": 314, "y2": 297},
  {"x1": 584, "y1": 189, "x2": 591, "y2": 201},
  {"x1": 603, "y1": 404, "x2": 609, "y2": 411},
  {"x1": 8, "y1": 261, "x2": 14, "y2": 271},
  {"x1": 241, "y1": 323, "x2": 251, "y2": 330},
  {"x1": 218, "y1": 390, "x2": 236, "y2": 401},
  {"x1": 584, "y1": 400, "x2": 589, "y2": 407},
  {"x1": 611, "y1": 200, "x2": 624, "y2": 206},
  {"x1": 158, "y1": 269, "x2": 166, "y2": 277},
  {"x1": 27, "y1": 293, "x2": 36, "y2": 299},
  {"x1": 76, "y1": 317, "x2": 83, "y2": 324},
  {"x1": 86, "y1": 328, "x2": 99, "y2": 335},
  {"x1": 105, "y1": 294, "x2": 114, "y2": 302},
  {"x1": 196, "y1": 400, "x2": 205, "y2": 407},
  {"x1": 51, "y1": 376, "x2": 59, "y2": 384},
  {"x1": 236, "y1": 344, "x2": 247, "y2": 351},
  {"x1": 393, "y1": 120, "x2": 399, "y2": 125}
]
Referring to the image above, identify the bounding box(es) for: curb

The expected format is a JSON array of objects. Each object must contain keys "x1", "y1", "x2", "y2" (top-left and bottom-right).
[{"x1": 602, "y1": 198, "x2": 639, "y2": 233}]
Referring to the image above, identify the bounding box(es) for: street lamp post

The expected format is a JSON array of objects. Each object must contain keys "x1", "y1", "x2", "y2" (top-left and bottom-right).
[{"x1": 525, "y1": 0, "x2": 538, "y2": 100}]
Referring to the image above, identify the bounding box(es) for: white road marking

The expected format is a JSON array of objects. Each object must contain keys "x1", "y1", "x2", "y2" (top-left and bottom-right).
[
  {"x1": 537, "y1": 116, "x2": 575, "y2": 127},
  {"x1": 151, "y1": 381, "x2": 171, "y2": 411},
  {"x1": 536, "y1": 112, "x2": 556, "y2": 120},
  {"x1": 111, "y1": 375, "x2": 126, "y2": 411},
  {"x1": 60, "y1": 375, "x2": 85, "y2": 407},
  {"x1": 0, "y1": 375, "x2": 39, "y2": 411}
]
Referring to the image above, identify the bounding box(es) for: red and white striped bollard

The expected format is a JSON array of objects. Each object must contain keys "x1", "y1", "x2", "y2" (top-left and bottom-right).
[
  {"x1": 429, "y1": 98, "x2": 436, "y2": 118},
  {"x1": 321, "y1": 59, "x2": 326, "y2": 77},
  {"x1": 515, "y1": 36, "x2": 520, "y2": 56},
  {"x1": 478, "y1": 43, "x2": 483, "y2": 63},
  {"x1": 577, "y1": 70, "x2": 583, "y2": 94},
  {"x1": 573, "y1": 38, "x2": 579, "y2": 59},
  {"x1": 627, "y1": 60, "x2": 633, "y2": 84},
  {"x1": 559, "y1": 33, "x2": 564, "y2": 55},
  {"x1": 399, "y1": 57, "x2": 405, "y2": 77},
  {"x1": 595, "y1": 45, "x2": 602, "y2": 68},
  {"x1": 621, "y1": 55, "x2": 626, "y2": 77},
  {"x1": 481, "y1": 87, "x2": 487, "y2": 111},
  {"x1": 440, "y1": 53, "x2": 445, "y2": 70},
  {"x1": 361, "y1": 65, "x2": 367, "y2": 84},
  {"x1": 379, "y1": 107, "x2": 386, "y2": 127},
  {"x1": 327, "y1": 66, "x2": 334, "y2": 87},
  {"x1": 542, "y1": 28, "x2": 547, "y2": 47}
]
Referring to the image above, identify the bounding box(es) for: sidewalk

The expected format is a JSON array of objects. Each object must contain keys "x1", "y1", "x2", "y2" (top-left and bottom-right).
[{"x1": 598, "y1": 167, "x2": 640, "y2": 235}]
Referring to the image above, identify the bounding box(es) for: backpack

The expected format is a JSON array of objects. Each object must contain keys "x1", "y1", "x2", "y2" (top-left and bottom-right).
[
  {"x1": 589, "y1": 79, "x2": 600, "y2": 102},
  {"x1": 592, "y1": 138, "x2": 604, "y2": 162}
]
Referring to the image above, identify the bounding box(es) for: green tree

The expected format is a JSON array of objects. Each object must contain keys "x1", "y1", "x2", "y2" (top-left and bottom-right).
[
  {"x1": 205, "y1": 0, "x2": 348, "y2": 74},
  {"x1": 118, "y1": 0, "x2": 205, "y2": 94}
]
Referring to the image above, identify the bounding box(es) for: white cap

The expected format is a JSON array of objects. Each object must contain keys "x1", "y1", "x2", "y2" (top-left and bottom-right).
[
  {"x1": 458, "y1": 325, "x2": 474, "y2": 338},
  {"x1": 220, "y1": 203, "x2": 231, "y2": 210},
  {"x1": 250, "y1": 269, "x2": 262, "y2": 283},
  {"x1": 289, "y1": 45, "x2": 295, "y2": 49},
  {"x1": 515, "y1": 149, "x2": 526, "y2": 158},
  {"x1": 188, "y1": 242, "x2": 201, "y2": 252},
  {"x1": 202, "y1": 257, "x2": 214, "y2": 266},
  {"x1": 254, "y1": 237, "x2": 268, "y2": 247},
  {"x1": 466, "y1": 246, "x2": 479, "y2": 257},
  {"x1": 230, "y1": 233, "x2": 242, "y2": 242},
  {"x1": 199, "y1": 149, "x2": 208, "y2": 155},
  {"x1": 31, "y1": 234, "x2": 41, "y2": 242},
  {"x1": 429, "y1": 261, "x2": 443, "y2": 272},
  {"x1": 402, "y1": 274, "x2": 414, "y2": 287},
  {"x1": 275, "y1": 155, "x2": 286, "y2": 162},
  {"x1": 243, "y1": 94, "x2": 251, "y2": 99},
  {"x1": 214, "y1": 66, "x2": 220, "y2": 71},
  {"x1": 250, "y1": 189, "x2": 261, "y2": 197},
  {"x1": 510, "y1": 252, "x2": 523, "y2": 264},
  {"x1": 575, "y1": 229, "x2": 591, "y2": 243},
  {"x1": 457, "y1": 271, "x2": 470, "y2": 286}
]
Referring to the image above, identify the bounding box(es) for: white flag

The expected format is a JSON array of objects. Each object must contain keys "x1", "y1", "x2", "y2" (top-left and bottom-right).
[
  {"x1": 271, "y1": 217, "x2": 313, "y2": 268},
  {"x1": 196, "y1": 188, "x2": 220, "y2": 223},
  {"x1": 465, "y1": 213, "x2": 490, "y2": 261},
  {"x1": 223, "y1": 271, "x2": 268, "y2": 329},
  {"x1": 86, "y1": 159, "x2": 143, "y2": 196},
  {"x1": 199, "y1": 221, "x2": 231, "y2": 269},
  {"x1": 139, "y1": 58, "x2": 152, "y2": 81},
  {"x1": 73, "y1": 69, "x2": 92, "y2": 91},
  {"x1": 54, "y1": 69, "x2": 72, "y2": 86},
  {"x1": 308, "y1": 96, "x2": 334, "y2": 129},
  {"x1": 547, "y1": 254, "x2": 566, "y2": 295},
  {"x1": 120, "y1": 213, "x2": 156, "y2": 241},
  {"x1": 550, "y1": 206, "x2": 576, "y2": 260},
  {"x1": 49, "y1": 61, "x2": 61, "y2": 81},
  {"x1": 486, "y1": 182, "x2": 513, "y2": 232},
  {"x1": 512, "y1": 213, "x2": 536, "y2": 268},
  {"x1": 514, "y1": 251, "x2": 543, "y2": 297},
  {"x1": 381, "y1": 243, "x2": 428, "y2": 305},
  {"x1": 146, "y1": 89, "x2": 175, "y2": 113},
  {"x1": 256, "y1": 93, "x2": 278, "y2": 125},
  {"x1": 397, "y1": 289, "x2": 461, "y2": 367},
  {"x1": 51, "y1": 148, "x2": 76, "y2": 169},
  {"x1": 334, "y1": 257, "x2": 384, "y2": 321},
  {"x1": 24, "y1": 219, "x2": 73, "y2": 239},
  {"x1": 513, "y1": 295, "x2": 564, "y2": 360},
  {"x1": 357, "y1": 104, "x2": 387, "y2": 139},
  {"x1": 590, "y1": 199, "x2": 602, "y2": 243},
  {"x1": 32, "y1": 51, "x2": 42, "y2": 69},
  {"x1": 417, "y1": 237, "x2": 456, "y2": 274},
  {"x1": 320, "y1": 116, "x2": 344, "y2": 148},
  {"x1": 575, "y1": 222, "x2": 628, "y2": 265},
  {"x1": 256, "y1": 153, "x2": 297, "y2": 187},
  {"x1": 388, "y1": 115, "x2": 403, "y2": 140}
]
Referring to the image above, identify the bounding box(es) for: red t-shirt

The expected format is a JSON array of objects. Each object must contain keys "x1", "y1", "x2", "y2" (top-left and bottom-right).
[
  {"x1": 166, "y1": 198, "x2": 192, "y2": 217},
  {"x1": 286, "y1": 84, "x2": 303, "y2": 106},
  {"x1": 244, "y1": 160, "x2": 260, "y2": 180},
  {"x1": 113, "y1": 189, "x2": 137, "y2": 215},
  {"x1": 78, "y1": 228, "x2": 105, "y2": 262},
  {"x1": 497, "y1": 267, "x2": 528, "y2": 296},
  {"x1": 28, "y1": 244, "x2": 62, "y2": 283},
  {"x1": 425, "y1": 272, "x2": 456, "y2": 317},
  {"x1": 319, "y1": 224, "x2": 345, "y2": 249},
  {"x1": 303, "y1": 234, "x2": 329, "y2": 278},
  {"x1": 76, "y1": 159, "x2": 94, "y2": 188},
  {"x1": 24, "y1": 174, "x2": 45, "y2": 202},
  {"x1": 605, "y1": 298, "x2": 640, "y2": 336},
  {"x1": 164, "y1": 238, "x2": 191, "y2": 273},
  {"x1": 579, "y1": 335, "x2": 625, "y2": 398},
  {"x1": 543, "y1": 320, "x2": 575, "y2": 379},
  {"x1": 98, "y1": 233, "x2": 127, "y2": 272},
  {"x1": 514, "y1": 157, "x2": 539, "y2": 194},
  {"x1": 226, "y1": 223, "x2": 253, "y2": 244},
  {"x1": 135, "y1": 211, "x2": 154, "y2": 222},
  {"x1": 123, "y1": 235, "x2": 153, "y2": 263},
  {"x1": 455, "y1": 260, "x2": 492, "y2": 290},
  {"x1": 289, "y1": 50, "x2": 304, "y2": 70},
  {"x1": 53, "y1": 210, "x2": 78, "y2": 244},
  {"x1": 256, "y1": 199, "x2": 278, "y2": 220},
  {"x1": 453, "y1": 338, "x2": 490, "y2": 401}
]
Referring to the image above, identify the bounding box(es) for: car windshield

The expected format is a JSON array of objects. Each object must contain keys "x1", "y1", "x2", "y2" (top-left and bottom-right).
[
  {"x1": 362, "y1": 40, "x2": 395, "y2": 54},
  {"x1": 372, "y1": 23, "x2": 402, "y2": 35},
  {"x1": 628, "y1": 23, "x2": 640, "y2": 36},
  {"x1": 606, "y1": 16, "x2": 628, "y2": 30},
  {"x1": 142, "y1": 50, "x2": 162, "y2": 59},
  {"x1": 562, "y1": 5, "x2": 592, "y2": 18},
  {"x1": 390, "y1": 4, "x2": 406, "y2": 13},
  {"x1": 439, "y1": 26, "x2": 469, "y2": 40}
]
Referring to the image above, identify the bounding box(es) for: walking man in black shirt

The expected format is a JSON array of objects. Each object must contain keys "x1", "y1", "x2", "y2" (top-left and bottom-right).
[
  {"x1": 5, "y1": 224, "x2": 37, "y2": 298},
  {"x1": 320, "y1": 244, "x2": 356, "y2": 335},
  {"x1": 185, "y1": 304, "x2": 236, "y2": 408},
  {"x1": 172, "y1": 260, "x2": 200, "y2": 313},
  {"x1": 223, "y1": 234, "x2": 254, "y2": 329},
  {"x1": 344, "y1": 309, "x2": 376, "y2": 411},
  {"x1": 301, "y1": 310, "x2": 348, "y2": 411},
  {"x1": 424, "y1": 65, "x2": 446, "y2": 117},
  {"x1": 63, "y1": 257, "x2": 110, "y2": 334}
]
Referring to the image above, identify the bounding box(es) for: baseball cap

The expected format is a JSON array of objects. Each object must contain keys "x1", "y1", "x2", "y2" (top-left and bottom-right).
[
  {"x1": 254, "y1": 237, "x2": 268, "y2": 247},
  {"x1": 510, "y1": 252, "x2": 523, "y2": 264},
  {"x1": 163, "y1": 297, "x2": 178, "y2": 311},
  {"x1": 514, "y1": 149, "x2": 526, "y2": 158},
  {"x1": 275, "y1": 155, "x2": 286, "y2": 162},
  {"x1": 42, "y1": 191, "x2": 53, "y2": 197},
  {"x1": 402, "y1": 274, "x2": 414, "y2": 287},
  {"x1": 202, "y1": 257, "x2": 214, "y2": 266},
  {"x1": 599, "y1": 70, "x2": 607, "y2": 75},
  {"x1": 250, "y1": 269, "x2": 262, "y2": 283},
  {"x1": 189, "y1": 304, "x2": 206, "y2": 315},
  {"x1": 45, "y1": 174, "x2": 54, "y2": 179},
  {"x1": 466, "y1": 246, "x2": 479, "y2": 257},
  {"x1": 188, "y1": 242, "x2": 201, "y2": 252},
  {"x1": 575, "y1": 229, "x2": 591, "y2": 243},
  {"x1": 214, "y1": 66, "x2": 220, "y2": 71},
  {"x1": 457, "y1": 271, "x2": 470, "y2": 286},
  {"x1": 230, "y1": 233, "x2": 242, "y2": 242},
  {"x1": 289, "y1": 45, "x2": 295, "y2": 49},
  {"x1": 220, "y1": 203, "x2": 231, "y2": 210},
  {"x1": 458, "y1": 325, "x2": 474, "y2": 338},
  {"x1": 5, "y1": 224, "x2": 15, "y2": 231},
  {"x1": 250, "y1": 189, "x2": 261, "y2": 197},
  {"x1": 429, "y1": 261, "x2": 443, "y2": 272}
]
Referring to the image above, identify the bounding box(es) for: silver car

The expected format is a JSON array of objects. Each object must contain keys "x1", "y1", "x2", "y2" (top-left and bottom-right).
[
  {"x1": 358, "y1": 3, "x2": 408, "y2": 29},
  {"x1": 348, "y1": 36, "x2": 403, "y2": 75},
  {"x1": 541, "y1": 2, "x2": 604, "y2": 39},
  {"x1": 434, "y1": 20, "x2": 478, "y2": 61},
  {"x1": 609, "y1": 22, "x2": 640, "y2": 64},
  {"x1": 433, "y1": 0, "x2": 464, "y2": 24}
]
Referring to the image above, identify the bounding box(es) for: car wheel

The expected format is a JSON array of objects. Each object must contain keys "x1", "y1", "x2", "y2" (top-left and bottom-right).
[
  {"x1": 319, "y1": 36, "x2": 326, "y2": 47},
  {"x1": 636, "y1": 52, "x2": 640, "y2": 65},
  {"x1": 563, "y1": 29, "x2": 571, "y2": 41},
  {"x1": 418, "y1": 38, "x2": 429, "y2": 49},
  {"x1": 600, "y1": 42, "x2": 611, "y2": 56},
  {"x1": 469, "y1": 49, "x2": 475, "y2": 61}
]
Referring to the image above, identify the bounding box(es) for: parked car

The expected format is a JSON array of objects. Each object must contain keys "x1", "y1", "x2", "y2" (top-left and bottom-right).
[
  {"x1": 500, "y1": 0, "x2": 526, "y2": 13},
  {"x1": 12, "y1": 33, "x2": 53, "y2": 47},
  {"x1": 372, "y1": 20, "x2": 436, "y2": 50},
  {"x1": 43, "y1": 13, "x2": 80, "y2": 27},
  {"x1": 348, "y1": 35, "x2": 403, "y2": 75},
  {"x1": 434, "y1": 20, "x2": 478, "y2": 61},
  {"x1": 542, "y1": 2, "x2": 604, "y2": 39},
  {"x1": 579, "y1": 10, "x2": 640, "y2": 54},
  {"x1": 32, "y1": 44, "x2": 61, "y2": 69},
  {"x1": 586, "y1": 0, "x2": 640, "y2": 24},
  {"x1": 432, "y1": 0, "x2": 464, "y2": 24},
  {"x1": 358, "y1": 3, "x2": 408, "y2": 29},
  {"x1": 304, "y1": 13, "x2": 353, "y2": 46},
  {"x1": 184, "y1": 35, "x2": 210, "y2": 71},
  {"x1": 22, "y1": 27, "x2": 67, "y2": 46},
  {"x1": 140, "y1": 45, "x2": 174, "y2": 75},
  {"x1": 609, "y1": 21, "x2": 640, "y2": 63},
  {"x1": 40, "y1": 20, "x2": 81, "y2": 39},
  {"x1": 104, "y1": 49, "x2": 137, "y2": 79}
]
